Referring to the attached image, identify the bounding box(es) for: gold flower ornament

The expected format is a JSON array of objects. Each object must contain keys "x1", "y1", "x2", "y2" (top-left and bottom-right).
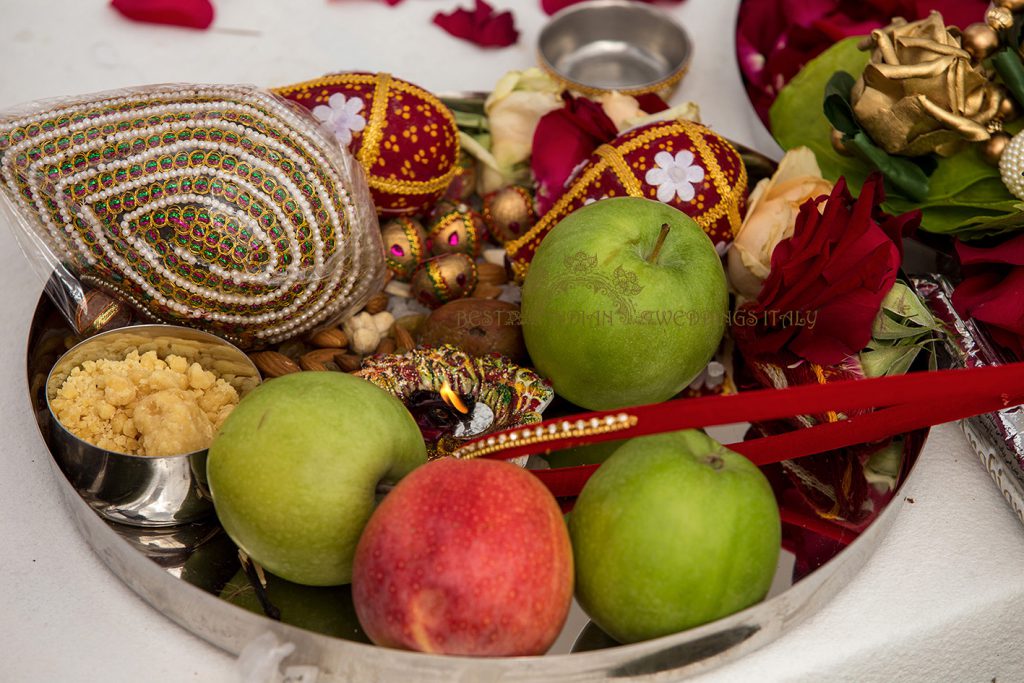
[{"x1": 851, "y1": 12, "x2": 1002, "y2": 157}]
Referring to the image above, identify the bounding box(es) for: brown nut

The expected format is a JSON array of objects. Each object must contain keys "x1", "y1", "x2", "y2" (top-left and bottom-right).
[
  {"x1": 299, "y1": 348, "x2": 343, "y2": 372},
  {"x1": 393, "y1": 325, "x2": 416, "y2": 354},
  {"x1": 375, "y1": 337, "x2": 397, "y2": 355},
  {"x1": 335, "y1": 353, "x2": 363, "y2": 372},
  {"x1": 249, "y1": 351, "x2": 301, "y2": 378},
  {"x1": 418, "y1": 298, "x2": 526, "y2": 364},
  {"x1": 309, "y1": 327, "x2": 349, "y2": 349},
  {"x1": 471, "y1": 283, "x2": 503, "y2": 299},
  {"x1": 363, "y1": 292, "x2": 390, "y2": 315},
  {"x1": 476, "y1": 262, "x2": 508, "y2": 286}
]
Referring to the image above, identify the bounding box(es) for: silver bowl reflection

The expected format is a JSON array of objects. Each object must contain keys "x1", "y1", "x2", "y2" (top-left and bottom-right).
[
  {"x1": 45, "y1": 325, "x2": 261, "y2": 527},
  {"x1": 538, "y1": 0, "x2": 693, "y2": 97}
]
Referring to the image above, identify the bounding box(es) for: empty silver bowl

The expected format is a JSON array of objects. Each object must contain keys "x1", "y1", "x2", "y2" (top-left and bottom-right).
[
  {"x1": 538, "y1": 0, "x2": 693, "y2": 97},
  {"x1": 45, "y1": 325, "x2": 261, "y2": 527}
]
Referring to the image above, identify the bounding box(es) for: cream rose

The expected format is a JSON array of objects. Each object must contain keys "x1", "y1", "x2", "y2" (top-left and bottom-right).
[{"x1": 727, "y1": 147, "x2": 833, "y2": 300}]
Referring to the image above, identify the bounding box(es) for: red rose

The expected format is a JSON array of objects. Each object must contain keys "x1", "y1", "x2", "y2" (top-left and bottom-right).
[
  {"x1": 531, "y1": 92, "x2": 620, "y2": 215},
  {"x1": 733, "y1": 174, "x2": 919, "y2": 365},
  {"x1": 952, "y1": 234, "x2": 1024, "y2": 360}
]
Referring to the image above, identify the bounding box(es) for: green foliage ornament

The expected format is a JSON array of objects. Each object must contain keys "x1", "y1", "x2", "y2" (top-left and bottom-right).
[{"x1": 771, "y1": 38, "x2": 1024, "y2": 239}]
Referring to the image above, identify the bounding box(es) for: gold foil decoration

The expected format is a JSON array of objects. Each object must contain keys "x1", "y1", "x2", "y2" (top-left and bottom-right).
[{"x1": 851, "y1": 12, "x2": 1001, "y2": 157}]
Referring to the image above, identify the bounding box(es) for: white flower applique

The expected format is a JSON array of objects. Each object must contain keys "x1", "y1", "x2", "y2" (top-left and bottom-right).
[
  {"x1": 312, "y1": 94, "x2": 367, "y2": 147},
  {"x1": 644, "y1": 150, "x2": 705, "y2": 204}
]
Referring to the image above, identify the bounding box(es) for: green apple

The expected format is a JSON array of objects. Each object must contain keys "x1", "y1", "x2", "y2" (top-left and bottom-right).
[
  {"x1": 521, "y1": 197, "x2": 727, "y2": 410},
  {"x1": 207, "y1": 372, "x2": 427, "y2": 586},
  {"x1": 569, "y1": 430, "x2": 780, "y2": 644}
]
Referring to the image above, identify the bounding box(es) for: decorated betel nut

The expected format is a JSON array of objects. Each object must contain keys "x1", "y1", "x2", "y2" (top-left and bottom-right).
[
  {"x1": 380, "y1": 217, "x2": 429, "y2": 281},
  {"x1": 410, "y1": 254, "x2": 479, "y2": 309},
  {"x1": 74, "y1": 289, "x2": 133, "y2": 337},
  {"x1": 482, "y1": 185, "x2": 537, "y2": 245},
  {"x1": 427, "y1": 210, "x2": 485, "y2": 258}
]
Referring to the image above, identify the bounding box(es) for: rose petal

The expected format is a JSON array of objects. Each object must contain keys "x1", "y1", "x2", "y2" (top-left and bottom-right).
[
  {"x1": 433, "y1": 0, "x2": 519, "y2": 48},
  {"x1": 531, "y1": 93, "x2": 619, "y2": 214},
  {"x1": 111, "y1": 0, "x2": 214, "y2": 29}
]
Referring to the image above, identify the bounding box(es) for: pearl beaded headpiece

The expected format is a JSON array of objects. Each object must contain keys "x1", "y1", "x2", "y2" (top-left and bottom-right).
[{"x1": 0, "y1": 84, "x2": 385, "y2": 347}]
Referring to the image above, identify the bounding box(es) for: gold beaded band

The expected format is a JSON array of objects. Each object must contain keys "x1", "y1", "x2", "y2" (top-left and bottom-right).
[{"x1": 451, "y1": 412, "x2": 639, "y2": 460}]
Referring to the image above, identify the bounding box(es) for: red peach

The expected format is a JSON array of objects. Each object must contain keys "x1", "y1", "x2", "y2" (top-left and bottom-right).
[{"x1": 351, "y1": 457, "x2": 573, "y2": 656}]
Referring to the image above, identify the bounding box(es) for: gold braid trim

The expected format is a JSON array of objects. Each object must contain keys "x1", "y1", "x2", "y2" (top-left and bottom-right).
[
  {"x1": 357, "y1": 72, "x2": 392, "y2": 171},
  {"x1": 595, "y1": 145, "x2": 644, "y2": 197},
  {"x1": 538, "y1": 58, "x2": 690, "y2": 98},
  {"x1": 367, "y1": 165, "x2": 458, "y2": 196}
]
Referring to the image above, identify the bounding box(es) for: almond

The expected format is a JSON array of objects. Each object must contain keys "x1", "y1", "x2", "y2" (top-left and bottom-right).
[
  {"x1": 309, "y1": 327, "x2": 348, "y2": 349},
  {"x1": 393, "y1": 325, "x2": 416, "y2": 354},
  {"x1": 476, "y1": 262, "x2": 508, "y2": 286},
  {"x1": 472, "y1": 283, "x2": 503, "y2": 299},
  {"x1": 363, "y1": 292, "x2": 390, "y2": 315},
  {"x1": 335, "y1": 353, "x2": 363, "y2": 372},
  {"x1": 299, "y1": 348, "x2": 342, "y2": 372},
  {"x1": 249, "y1": 351, "x2": 300, "y2": 378},
  {"x1": 375, "y1": 337, "x2": 397, "y2": 355}
]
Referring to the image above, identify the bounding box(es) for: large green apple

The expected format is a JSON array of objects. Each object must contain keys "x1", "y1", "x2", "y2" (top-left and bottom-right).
[
  {"x1": 569, "y1": 430, "x2": 780, "y2": 644},
  {"x1": 521, "y1": 197, "x2": 727, "y2": 410},
  {"x1": 207, "y1": 372, "x2": 427, "y2": 586}
]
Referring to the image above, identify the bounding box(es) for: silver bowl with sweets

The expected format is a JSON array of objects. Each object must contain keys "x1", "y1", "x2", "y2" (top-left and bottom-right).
[{"x1": 44, "y1": 325, "x2": 261, "y2": 527}]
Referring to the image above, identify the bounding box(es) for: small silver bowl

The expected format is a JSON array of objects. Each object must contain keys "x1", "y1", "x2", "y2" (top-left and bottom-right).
[
  {"x1": 538, "y1": 0, "x2": 693, "y2": 98},
  {"x1": 45, "y1": 325, "x2": 261, "y2": 527}
]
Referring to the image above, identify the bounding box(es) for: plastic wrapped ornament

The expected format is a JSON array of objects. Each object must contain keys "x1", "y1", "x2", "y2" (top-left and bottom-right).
[
  {"x1": 0, "y1": 84, "x2": 385, "y2": 348},
  {"x1": 410, "y1": 254, "x2": 478, "y2": 309},
  {"x1": 275, "y1": 72, "x2": 460, "y2": 216},
  {"x1": 380, "y1": 216, "x2": 428, "y2": 281},
  {"x1": 482, "y1": 185, "x2": 536, "y2": 245},
  {"x1": 506, "y1": 120, "x2": 747, "y2": 280},
  {"x1": 427, "y1": 209, "x2": 485, "y2": 258}
]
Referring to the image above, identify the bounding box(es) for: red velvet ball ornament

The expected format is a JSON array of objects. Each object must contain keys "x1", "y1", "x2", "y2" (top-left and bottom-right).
[
  {"x1": 275, "y1": 72, "x2": 460, "y2": 216},
  {"x1": 506, "y1": 120, "x2": 747, "y2": 281}
]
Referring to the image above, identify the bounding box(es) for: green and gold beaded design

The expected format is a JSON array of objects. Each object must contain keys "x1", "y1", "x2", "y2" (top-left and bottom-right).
[{"x1": 0, "y1": 85, "x2": 385, "y2": 347}]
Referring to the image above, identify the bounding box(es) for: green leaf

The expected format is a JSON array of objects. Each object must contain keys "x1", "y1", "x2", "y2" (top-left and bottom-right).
[
  {"x1": 993, "y1": 48, "x2": 1024, "y2": 111},
  {"x1": 771, "y1": 38, "x2": 1022, "y2": 237},
  {"x1": 880, "y1": 281, "x2": 937, "y2": 328},
  {"x1": 823, "y1": 71, "x2": 860, "y2": 136},
  {"x1": 848, "y1": 132, "x2": 930, "y2": 201},
  {"x1": 860, "y1": 345, "x2": 921, "y2": 377}
]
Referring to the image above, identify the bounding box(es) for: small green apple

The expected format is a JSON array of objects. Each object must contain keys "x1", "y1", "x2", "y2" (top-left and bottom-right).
[
  {"x1": 569, "y1": 430, "x2": 780, "y2": 644},
  {"x1": 521, "y1": 197, "x2": 727, "y2": 410},
  {"x1": 207, "y1": 372, "x2": 427, "y2": 586}
]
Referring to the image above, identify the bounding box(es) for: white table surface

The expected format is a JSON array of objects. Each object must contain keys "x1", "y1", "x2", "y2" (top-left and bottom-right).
[{"x1": 3, "y1": 1, "x2": 1024, "y2": 681}]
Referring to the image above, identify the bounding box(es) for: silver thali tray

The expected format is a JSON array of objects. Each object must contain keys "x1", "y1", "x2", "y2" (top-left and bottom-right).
[{"x1": 26, "y1": 284, "x2": 929, "y2": 680}]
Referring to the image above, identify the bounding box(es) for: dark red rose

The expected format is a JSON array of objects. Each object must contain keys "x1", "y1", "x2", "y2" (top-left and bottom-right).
[
  {"x1": 733, "y1": 174, "x2": 920, "y2": 365},
  {"x1": 111, "y1": 0, "x2": 214, "y2": 29},
  {"x1": 531, "y1": 92, "x2": 619, "y2": 215},
  {"x1": 433, "y1": 0, "x2": 519, "y2": 48},
  {"x1": 952, "y1": 234, "x2": 1024, "y2": 360}
]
